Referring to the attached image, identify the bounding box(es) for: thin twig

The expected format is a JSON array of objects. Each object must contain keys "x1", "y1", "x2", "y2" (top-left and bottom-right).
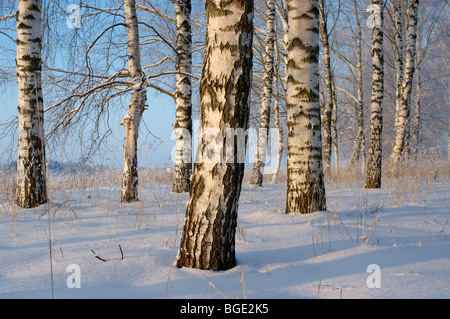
[
  {"x1": 119, "y1": 244, "x2": 124, "y2": 260},
  {"x1": 91, "y1": 250, "x2": 107, "y2": 262}
]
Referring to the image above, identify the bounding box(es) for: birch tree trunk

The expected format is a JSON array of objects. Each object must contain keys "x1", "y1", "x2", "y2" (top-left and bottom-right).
[
  {"x1": 271, "y1": 74, "x2": 284, "y2": 184},
  {"x1": 120, "y1": 0, "x2": 147, "y2": 202},
  {"x1": 318, "y1": 0, "x2": 332, "y2": 174},
  {"x1": 285, "y1": 0, "x2": 326, "y2": 214},
  {"x1": 331, "y1": 77, "x2": 339, "y2": 171},
  {"x1": 176, "y1": 0, "x2": 253, "y2": 271},
  {"x1": 365, "y1": 0, "x2": 384, "y2": 189},
  {"x1": 172, "y1": 0, "x2": 193, "y2": 193},
  {"x1": 349, "y1": 0, "x2": 365, "y2": 172},
  {"x1": 390, "y1": 0, "x2": 419, "y2": 174},
  {"x1": 250, "y1": 0, "x2": 276, "y2": 186},
  {"x1": 14, "y1": 0, "x2": 48, "y2": 208},
  {"x1": 392, "y1": 0, "x2": 404, "y2": 136},
  {"x1": 411, "y1": 18, "x2": 422, "y2": 158}
]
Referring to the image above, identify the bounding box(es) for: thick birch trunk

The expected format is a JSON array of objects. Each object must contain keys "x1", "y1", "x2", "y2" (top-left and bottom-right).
[
  {"x1": 365, "y1": 0, "x2": 384, "y2": 189},
  {"x1": 14, "y1": 0, "x2": 48, "y2": 208},
  {"x1": 318, "y1": 0, "x2": 332, "y2": 173},
  {"x1": 172, "y1": 0, "x2": 193, "y2": 193},
  {"x1": 176, "y1": 0, "x2": 253, "y2": 271},
  {"x1": 250, "y1": 0, "x2": 276, "y2": 186},
  {"x1": 121, "y1": 0, "x2": 147, "y2": 202},
  {"x1": 285, "y1": 0, "x2": 326, "y2": 214},
  {"x1": 390, "y1": 0, "x2": 419, "y2": 174}
]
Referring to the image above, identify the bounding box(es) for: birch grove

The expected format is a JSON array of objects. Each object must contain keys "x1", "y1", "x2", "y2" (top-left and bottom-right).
[
  {"x1": 176, "y1": 0, "x2": 253, "y2": 270},
  {"x1": 14, "y1": 0, "x2": 48, "y2": 208},
  {"x1": 0, "y1": 0, "x2": 446, "y2": 251},
  {"x1": 285, "y1": 0, "x2": 326, "y2": 214}
]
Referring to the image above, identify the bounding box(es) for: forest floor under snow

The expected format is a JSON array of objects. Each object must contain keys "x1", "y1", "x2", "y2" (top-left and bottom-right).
[{"x1": 0, "y1": 171, "x2": 449, "y2": 299}]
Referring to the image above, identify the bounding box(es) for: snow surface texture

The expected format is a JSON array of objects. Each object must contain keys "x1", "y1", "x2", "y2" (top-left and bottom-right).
[{"x1": 0, "y1": 174, "x2": 449, "y2": 299}]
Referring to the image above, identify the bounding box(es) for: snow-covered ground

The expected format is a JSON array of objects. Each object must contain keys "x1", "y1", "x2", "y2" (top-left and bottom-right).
[{"x1": 0, "y1": 173, "x2": 449, "y2": 299}]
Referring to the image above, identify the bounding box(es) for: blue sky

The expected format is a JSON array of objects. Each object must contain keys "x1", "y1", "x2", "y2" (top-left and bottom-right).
[{"x1": 0, "y1": 80, "x2": 178, "y2": 169}]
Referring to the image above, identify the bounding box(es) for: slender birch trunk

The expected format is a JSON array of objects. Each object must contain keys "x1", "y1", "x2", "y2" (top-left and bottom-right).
[
  {"x1": 271, "y1": 74, "x2": 284, "y2": 184},
  {"x1": 331, "y1": 76, "x2": 339, "y2": 171},
  {"x1": 14, "y1": 0, "x2": 48, "y2": 208},
  {"x1": 392, "y1": 0, "x2": 404, "y2": 134},
  {"x1": 176, "y1": 0, "x2": 253, "y2": 271},
  {"x1": 120, "y1": 0, "x2": 147, "y2": 202},
  {"x1": 270, "y1": 11, "x2": 285, "y2": 184},
  {"x1": 349, "y1": 0, "x2": 365, "y2": 172},
  {"x1": 412, "y1": 21, "x2": 422, "y2": 158},
  {"x1": 365, "y1": 0, "x2": 384, "y2": 189},
  {"x1": 318, "y1": 0, "x2": 332, "y2": 173},
  {"x1": 172, "y1": 0, "x2": 193, "y2": 193},
  {"x1": 285, "y1": 0, "x2": 326, "y2": 214},
  {"x1": 390, "y1": 0, "x2": 419, "y2": 174},
  {"x1": 250, "y1": 0, "x2": 276, "y2": 186}
]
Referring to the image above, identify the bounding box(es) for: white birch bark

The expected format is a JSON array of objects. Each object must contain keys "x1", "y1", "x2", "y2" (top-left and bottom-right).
[
  {"x1": 176, "y1": 0, "x2": 253, "y2": 271},
  {"x1": 412, "y1": 16, "x2": 423, "y2": 158},
  {"x1": 269, "y1": 19, "x2": 284, "y2": 184},
  {"x1": 392, "y1": 0, "x2": 404, "y2": 133},
  {"x1": 331, "y1": 77, "x2": 339, "y2": 171},
  {"x1": 285, "y1": 0, "x2": 326, "y2": 214},
  {"x1": 365, "y1": 0, "x2": 384, "y2": 189},
  {"x1": 271, "y1": 74, "x2": 284, "y2": 184},
  {"x1": 390, "y1": 0, "x2": 419, "y2": 173},
  {"x1": 14, "y1": 0, "x2": 48, "y2": 208},
  {"x1": 120, "y1": 0, "x2": 147, "y2": 202},
  {"x1": 250, "y1": 0, "x2": 276, "y2": 186},
  {"x1": 172, "y1": 0, "x2": 193, "y2": 193},
  {"x1": 318, "y1": 0, "x2": 332, "y2": 173}
]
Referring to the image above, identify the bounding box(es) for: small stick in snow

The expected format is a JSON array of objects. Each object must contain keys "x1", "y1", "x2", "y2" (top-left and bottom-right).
[
  {"x1": 119, "y1": 244, "x2": 124, "y2": 260},
  {"x1": 91, "y1": 250, "x2": 107, "y2": 262}
]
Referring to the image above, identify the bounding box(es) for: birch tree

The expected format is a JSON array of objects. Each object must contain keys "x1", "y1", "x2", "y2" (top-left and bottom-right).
[
  {"x1": 285, "y1": 0, "x2": 326, "y2": 214},
  {"x1": 389, "y1": 0, "x2": 419, "y2": 174},
  {"x1": 348, "y1": 0, "x2": 365, "y2": 172},
  {"x1": 318, "y1": 0, "x2": 333, "y2": 173},
  {"x1": 120, "y1": 0, "x2": 147, "y2": 202},
  {"x1": 14, "y1": 0, "x2": 48, "y2": 208},
  {"x1": 172, "y1": 0, "x2": 193, "y2": 193},
  {"x1": 250, "y1": 0, "x2": 276, "y2": 186},
  {"x1": 176, "y1": 0, "x2": 254, "y2": 271},
  {"x1": 411, "y1": 21, "x2": 422, "y2": 158},
  {"x1": 365, "y1": 0, "x2": 384, "y2": 189}
]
